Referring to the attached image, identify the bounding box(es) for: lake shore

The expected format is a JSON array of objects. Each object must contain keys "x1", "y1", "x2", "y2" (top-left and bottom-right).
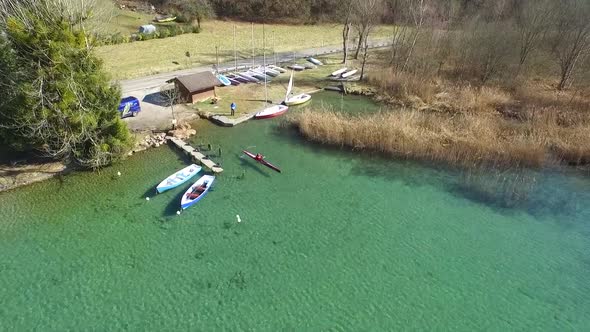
[{"x1": 0, "y1": 130, "x2": 172, "y2": 193}]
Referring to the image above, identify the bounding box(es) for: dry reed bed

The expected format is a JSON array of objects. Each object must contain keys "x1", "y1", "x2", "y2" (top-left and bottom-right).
[{"x1": 289, "y1": 106, "x2": 590, "y2": 169}]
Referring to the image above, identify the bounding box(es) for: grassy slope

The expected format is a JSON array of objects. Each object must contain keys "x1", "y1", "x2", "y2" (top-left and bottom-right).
[
  {"x1": 96, "y1": 20, "x2": 393, "y2": 80},
  {"x1": 88, "y1": 0, "x2": 151, "y2": 34}
]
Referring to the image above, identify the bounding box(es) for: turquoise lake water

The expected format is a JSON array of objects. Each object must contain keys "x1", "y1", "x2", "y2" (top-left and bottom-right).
[{"x1": 0, "y1": 92, "x2": 589, "y2": 330}]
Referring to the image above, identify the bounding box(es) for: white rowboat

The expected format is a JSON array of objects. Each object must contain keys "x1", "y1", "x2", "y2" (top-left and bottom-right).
[{"x1": 156, "y1": 164, "x2": 201, "y2": 194}]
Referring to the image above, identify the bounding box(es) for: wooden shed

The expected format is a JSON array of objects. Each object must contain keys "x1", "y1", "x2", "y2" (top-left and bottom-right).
[{"x1": 173, "y1": 72, "x2": 221, "y2": 104}]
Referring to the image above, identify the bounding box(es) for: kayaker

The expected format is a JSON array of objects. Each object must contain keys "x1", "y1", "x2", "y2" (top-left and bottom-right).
[{"x1": 255, "y1": 153, "x2": 263, "y2": 161}]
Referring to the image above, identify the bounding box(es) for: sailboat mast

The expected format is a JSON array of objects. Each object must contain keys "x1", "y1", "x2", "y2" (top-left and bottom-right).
[
  {"x1": 263, "y1": 22, "x2": 267, "y2": 104},
  {"x1": 233, "y1": 24, "x2": 237, "y2": 71},
  {"x1": 251, "y1": 22, "x2": 255, "y2": 68},
  {"x1": 215, "y1": 45, "x2": 219, "y2": 71}
]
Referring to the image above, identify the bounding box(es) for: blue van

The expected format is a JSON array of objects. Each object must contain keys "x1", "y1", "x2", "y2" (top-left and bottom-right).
[{"x1": 118, "y1": 96, "x2": 141, "y2": 118}]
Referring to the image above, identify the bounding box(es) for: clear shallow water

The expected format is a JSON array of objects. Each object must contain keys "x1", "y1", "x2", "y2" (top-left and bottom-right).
[{"x1": 1, "y1": 94, "x2": 589, "y2": 330}]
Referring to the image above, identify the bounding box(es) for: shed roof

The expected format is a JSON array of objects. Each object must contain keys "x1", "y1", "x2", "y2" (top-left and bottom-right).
[{"x1": 175, "y1": 72, "x2": 220, "y2": 93}]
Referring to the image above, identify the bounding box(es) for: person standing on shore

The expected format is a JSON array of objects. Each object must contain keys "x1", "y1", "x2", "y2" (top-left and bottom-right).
[{"x1": 230, "y1": 102, "x2": 236, "y2": 116}]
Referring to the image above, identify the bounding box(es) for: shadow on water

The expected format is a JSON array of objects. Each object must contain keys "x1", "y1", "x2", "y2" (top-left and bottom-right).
[
  {"x1": 163, "y1": 188, "x2": 187, "y2": 217},
  {"x1": 236, "y1": 154, "x2": 270, "y2": 178},
  {"x1": 270, "y1": 120, "x2": 590, "y2": 224},
  {"x1": 447, "y1": 167, "x2": 590, "y2": 224},
  {"x1": 141, "y1": 186, "x2": 157, "y2": 200}
]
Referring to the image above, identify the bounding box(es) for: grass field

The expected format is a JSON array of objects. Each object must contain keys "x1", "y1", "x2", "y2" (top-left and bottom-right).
[
  {"x1": 96, "y1": 20, "x2": 393, "y2": 80},
  {"x1": 88, "y1": 0, "x2": 150, "y2": 34}
]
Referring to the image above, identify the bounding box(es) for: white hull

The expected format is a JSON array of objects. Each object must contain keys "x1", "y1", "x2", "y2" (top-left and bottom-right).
[
  {"x1": 180, "y1": 175, "x2": 215, "y2": 210},
  {"x1": 341, "y1": 69, "x2": 358, "y2": 78},
  {"x1": 331, "y1": 68, "x2": 347, "y2": 76},
  {"x1": 156, "y1": 164, "x2": 201, "y2": 193},
  {"x1": 255, "y1": 105, "x2": 289, "y2": 119},
  {"x1": 285, "y1": 93, "x2": 311, "y2": 106}
]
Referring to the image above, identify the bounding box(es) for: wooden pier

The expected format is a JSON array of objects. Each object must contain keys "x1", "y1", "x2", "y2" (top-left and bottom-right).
[
  {"x1": 168, "y1": 137, "x2": 224, "y2": 174},
  {"x1": 210, "y1": 112, "x2": 256, "y2": 127}
]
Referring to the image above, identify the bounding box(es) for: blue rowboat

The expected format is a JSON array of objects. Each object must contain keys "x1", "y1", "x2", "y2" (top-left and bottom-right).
[
  {"x1": 217, "y1": 74, "x2": 232, "y2": 86},
  {"x1": 156, "y1": 164, "x2": 202, "y2": 194},
  {"x1": 181, "y1": 175, "x2": 215, "y2": 210}
]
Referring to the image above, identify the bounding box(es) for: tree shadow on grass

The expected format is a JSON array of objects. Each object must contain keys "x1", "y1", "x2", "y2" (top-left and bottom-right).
[{"x1": 142, "y1": 91, "x2": 170, "y2": 107}]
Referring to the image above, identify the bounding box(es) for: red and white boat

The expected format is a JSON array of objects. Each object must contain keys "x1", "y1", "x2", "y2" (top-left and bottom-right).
[
  {"x1": 254, "y1": 24, "x2": 289, "y2": 120},
  {"x1": 254, "y1": 104, "x2": 289, "y2": 119}
]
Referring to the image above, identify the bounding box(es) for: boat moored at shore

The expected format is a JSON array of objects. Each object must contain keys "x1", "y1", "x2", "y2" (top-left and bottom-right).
[{"x1": 156, "y1": 164, "x2": 202, "y2": 194}]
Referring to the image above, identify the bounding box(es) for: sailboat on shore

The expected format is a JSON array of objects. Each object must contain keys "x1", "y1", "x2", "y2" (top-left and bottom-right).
[
  {"x1": 284, "y1": 71, "x2": 311, "y2": 106},
  {"x1": 254, "y1": 23, "x2": 289, "y2": 120}
]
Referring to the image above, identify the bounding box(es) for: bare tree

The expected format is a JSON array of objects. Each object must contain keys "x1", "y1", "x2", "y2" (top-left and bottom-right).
[
  {"x1": 388, "y1": 0, "x2": 411, "y2": 69},
  {"x1": 514, "y1": 0, "x2": 552, "y2": 77},
  {"x1": 161, "y1": 84, "x2": 180, "y2": 128},
  {"x1": 550, "y1": 0, "x2": 590, "y2": 90},
  {"x1": 455, "y1": 17, "x2": 516, "y2": 84},
  {"x1": 400, "y1": 0, "x2": 428, "y2": 71},
  {"x1": 360, "y1": 31, "x2": 371, "y2": 80},
  {"x1": 351, "y1": 0, "x2": 383, "y2": 60},
  {"x1": 340, "y1": 0, "x2": 354, "y2": 64},
  {"x1": 387, "y1": 0, "x2": 430, "y2": 72}
]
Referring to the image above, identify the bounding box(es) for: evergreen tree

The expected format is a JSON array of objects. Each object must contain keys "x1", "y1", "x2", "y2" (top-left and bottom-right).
[{"x1": 0, "y1": 1, "x2": 132, "y2": 169}]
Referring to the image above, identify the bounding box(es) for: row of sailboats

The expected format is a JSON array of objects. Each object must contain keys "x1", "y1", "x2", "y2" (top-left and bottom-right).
[{"x1": 254, "y1": 22, "x2": 311, "y2": 119}]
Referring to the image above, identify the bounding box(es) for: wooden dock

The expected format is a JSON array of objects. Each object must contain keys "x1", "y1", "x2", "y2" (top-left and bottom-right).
[
  {"x1": 168, "y1": 137, "x2": 224, "y2": 174},
  {"x1": 210, "y1": 112, "x2": 256, "y2": 127},
  {"x1": 199, "y1": 90, "x2": 320, "y2": 127}
]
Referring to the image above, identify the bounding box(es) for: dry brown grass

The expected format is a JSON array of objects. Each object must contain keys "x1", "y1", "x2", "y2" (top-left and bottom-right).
[
  {"x1": 289, "y1": 105, "x2": 590, "y2": 169},
  {"x1": 369, "y1": 68, "x2": 513, "y2": 114}
]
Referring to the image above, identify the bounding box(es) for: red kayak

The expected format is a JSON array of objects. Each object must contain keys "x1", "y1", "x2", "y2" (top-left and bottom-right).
[{"x1": 243, "y1": 150, "x2": 281, "y2": 173}]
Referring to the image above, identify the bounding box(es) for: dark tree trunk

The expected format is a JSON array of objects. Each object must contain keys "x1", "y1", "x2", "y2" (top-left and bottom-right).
[
  {"x1": 342, "y1": 23, "x2": 351, "y2": 64},
  {"x1": 354, "y1": 29, "x2": 364, "y2": 59},
  {"x1": 360, "y1": 37, "x2": 370, "y2": 80}
]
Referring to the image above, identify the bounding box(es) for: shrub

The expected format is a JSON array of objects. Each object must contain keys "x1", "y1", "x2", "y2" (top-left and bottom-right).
[
  {"x1": 175, "y1": 13, "x2": 189, "y2": 23},
  {"x1": 110, "y1": 32, "x2": 125, "y2": 45}
]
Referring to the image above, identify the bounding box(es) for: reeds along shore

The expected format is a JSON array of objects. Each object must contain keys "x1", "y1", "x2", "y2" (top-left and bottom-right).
[{"x1": 288, "y1": 103, "x2": 590, "y2": 170}]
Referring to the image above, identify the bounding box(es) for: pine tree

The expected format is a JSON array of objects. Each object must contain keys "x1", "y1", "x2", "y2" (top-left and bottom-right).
[{"x1": 0, "y1": 1, "x2": 133, "y2": 169}]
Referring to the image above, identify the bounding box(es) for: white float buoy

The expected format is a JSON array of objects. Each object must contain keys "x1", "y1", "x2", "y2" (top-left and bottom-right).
[
  {"x1": 146, "y1": 197, "x2": 150, "y2": 201},
  {"x1": 117, "y1": 171, "x2": 121, "y2": 176},
  {"x1": 177, "y1": 211, "x2": 181, "y2": 215},
  {"x1": 236, "y1": 214, "x2": 241, "y2": 223}
]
